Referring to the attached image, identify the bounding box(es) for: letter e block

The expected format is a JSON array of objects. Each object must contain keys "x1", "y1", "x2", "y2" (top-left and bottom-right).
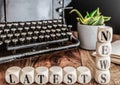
[
  {"x1": 95, "y1": 69, "x2": 110, "y2": 84},
  {"x1": 5, "y1": 66, "x2": 21, "y2": 84},
  {"x1": 49, "y1": 66, "x2": 63, "y2": 84},
  {"x1": 96, "y1": 56, "x2": 110, "y2": 70},
  {"x1": 96, "y1": 42, "x2": 112, "y2": 56},
  {"x1": 97, "y1": 26, "x2": 113, "y2": 43},
  {"x1": 35, "y1": 67, "x2": 49, "y2": 84},
  {"x1": 20, "y1": 67, "x2": 34, "y2": 85},
  {"x1": 63, "y1": 66, "x2": 77, "y2": 84},
  {"x1": 77, "y1": 66, "x2": 91, "y2": 84}
]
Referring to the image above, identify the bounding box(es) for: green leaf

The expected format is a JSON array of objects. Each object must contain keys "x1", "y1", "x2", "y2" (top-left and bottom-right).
[
  {"x1": 92, "y1": 16, "x2": 104, "y2": 25},
  {"x1": 103, "y1": 16, "x2": 111, "y2": 21},
  {"x1": 70, "y1": 9, "x2": 84, "y2": 21},
  {"x1": 89, "y1": 9, "x2": 97, "y2": 17},
  {"x1": 85, "y1": 12, "x2": 89, "y2": 18}
]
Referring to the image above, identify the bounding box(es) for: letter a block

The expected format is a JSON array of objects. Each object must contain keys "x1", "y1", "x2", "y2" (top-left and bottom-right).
[
  {"x1": 95, "y1": 69, "x2": 110, "y2": 84},
  {"x1": 77, "y1": 66, "x2": 91, "y2": 84},
  {"x1": 96, "y1": 56, "x2": 110, "y2": 70},
  {"x1": 49, "y1": 66, "x2": 63, "y2": 84},
  {"x1": 20, "y1": 67, "x2": 34, "y2": 85},
  {"x1": 35, "y1": 67, "x2": 49, "y2": 84},
  {"x1": 5, "y1": 66, "x2": 21, "y2": 84},
  {"x1": 96, "y1": 42, "x2": 112, "y2": 56},
  {"x1": 63, "y1": 66, "x2": 77, "y2": 84},
  {"x1": 97, "y1": 26, "x2": 113, "y2": 43}
]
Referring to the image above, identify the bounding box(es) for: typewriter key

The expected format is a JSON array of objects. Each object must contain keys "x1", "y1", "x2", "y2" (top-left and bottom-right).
[
  {"x1": 36, "y1": 26, "x2": 41, "y2": 30},
  {"x1": 13, "y1": 23, "x2": 19, "y2": 26},
  {"x1": 12, "y1": 38, "x2": 18, "y2": 45},
  {"x1": 5, "y1": 39, "x2": 11, "y2": 46},
  {"x1": 0, "y1": 34, "x2": 6, "y2": 40},
  {"x1": 7, "y1": 34, "x2": 13, "y2": 39},
  {"x1": 18, "y1": 27, "x2": 23, "y2": 32},
  {"x1": 38, "y1": 21, "x2": 42, "y2": 25},
  {"x1": 63, "y1": 24, "x2": 67, "y2": 28},
  {"x1": 43, "y1": 21, "x2": 47, "y2": 24},
  {"x1": 53, "y1": 20, "x2": 57, "y2": 23},
  {"x1": 20, "y1": 22, "x2": 25, "y2": 26},
  {"x1": 32, "y1": 22, "x2": 37, "y2": 25},
  {"x1": 11, "y1": 28, "x2": 16, "y2": 33},
  {"x1": 50, "y1": 34, "x2": 56, "y2": 40},
  {"x1": 46, "y1": 30, "x2": 50, "y2": 34},
  {"x1": 48, "y1": 20, "x2": 52, "y2": 24},
  {"x1": 26, "y1": 22, "x2": 31, "y2": 25},
  {"x1": 21, "y1": 32, "x2": 27, "y2": 37},
  {"x1": 51, "y1": 29, "x2": 56, "y2": 33},
  {"x1": 34, "y1": 31, "x2": 39, "y2": 35},
  {"x1": 24, "y1": 27, "x2": 29, "y2": 31},
  {"x1": 42, "y1": 26, "x2": 47, "y2": 30},
  {"x1": 61, "y1": 33, "x2": 66, "y2": 37},
  {"x1": 26, "y1": 37, "x2": 32, "y2": 43},
  {"x1": 45, "y1": 35, "x2": 50, "y2": 40},
  {"x1": 53, "y1": 24, "x2": 57, "y2": 28},
  {"x1": 67, "y1": 32, "x2": 72, "y2": 36},
  {"x1": 58, "y1": 24, "x2": 62, "y2": 28},
  {"x1": 7, "y1": 23, "x2": 12, "y2": 27},
  {"x1": 68, "y1": 25, "x2": 72, "y2": 31},
  {"x1": 33, "y1": 36, "x2": 38, "y2": 42},
  {"x1": 40, "y1": 30, "x2": 45, "y2": 34},
  {"x1": 19, "y1": 38, "x2": 25, "y2": 44},
  {"x1": 39, "y1": 35, "x2": 44, "y2": 41},
  {"x1": 4, "y1": 29, "x2": 10, "y2": 33},
  {"x1": 31, "y1": 26, "x2": 36, "y2": 30},
  {"x1": 56, "y1": 29, "x2": 61, "y2": 32},
  {"x1": 0, "y1": 24, "x2": 5, "y2": 28},
  {"x1": 58, "y1": 19, "x2": 62, "y2": 23},
  {"x1": 14, "y1": 33, "x2": 20, "y2": 38},
  {"x1": 61, "y1": 28, "x2": 67, "y2": 31},
  {"x1": 48, "y1": 25, "x2": 52, "y2": 29},
  {"x1": 28, "y1": 31, "x2": 33, "y2": 36}
]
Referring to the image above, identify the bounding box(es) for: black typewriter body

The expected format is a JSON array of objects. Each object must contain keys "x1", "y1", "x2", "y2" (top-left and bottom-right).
[{"x1": 0, "y1": 0, "x2": 80, "y2": 64}]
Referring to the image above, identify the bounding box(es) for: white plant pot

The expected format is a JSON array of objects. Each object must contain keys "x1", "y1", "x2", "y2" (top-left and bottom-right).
[{"x1": 77, "y1": 23, "x2": 103, "y2": 50}]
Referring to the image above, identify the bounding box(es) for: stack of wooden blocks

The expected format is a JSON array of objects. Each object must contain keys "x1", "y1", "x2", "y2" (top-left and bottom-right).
[{"x1": 95, "y1": 26, "x2": 113, "y2": 84}]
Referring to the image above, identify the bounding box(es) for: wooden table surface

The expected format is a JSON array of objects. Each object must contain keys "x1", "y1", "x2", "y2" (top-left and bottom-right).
[{"x1": 0, "y1": 32, "x2": 120, "y2": 85}]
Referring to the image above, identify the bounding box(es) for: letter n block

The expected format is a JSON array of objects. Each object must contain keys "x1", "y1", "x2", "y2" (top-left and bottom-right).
[
  {"x1": 77, "y1": 66, "x2": 91, "y2": 84},
  {"x1": 97, "y1": 26, "x2": 113, "y2": 43},
  {"x1": 35, "y1": 67, "x2": 48, "y2": 84},
  {"x1": 49, "y1": 66, "x2": 63, "y2": 84},
  {"x1": 63, "y1": 66, "x2": 77, "y2": 84},
  {"x1": 96, "y1": 42, "x2": 112, "y2": 56},
  {"x1": 20, "y1": 66, "x2": 34, "y2": 85},
  {"x1": 5, "y1": 66, "x2": 21, "y2": 84},
  {"x1": 95, "y1": 69, "x2": 110, "y2": 84}
]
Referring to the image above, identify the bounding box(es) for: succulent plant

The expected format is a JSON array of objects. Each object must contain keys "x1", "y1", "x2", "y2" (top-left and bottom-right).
[{"x1": 69, "y1": 8, "x2": 111, "y2": 25}]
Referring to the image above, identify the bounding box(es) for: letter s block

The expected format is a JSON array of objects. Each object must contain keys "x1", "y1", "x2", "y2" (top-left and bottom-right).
[
  {"x1": 20, "y1": 67, "x2": 34, "y2": 85},
  {"x1": 49, "y1": 66, "x2": 63, "y2": 84},
  {"x1": 95, "y1": 69, "x2": 110, "y2": 84},
  {"x1": 63, "y1": 66, "x2": 77, "y2": 84},
  {"x1": 77, "y1": 66, "x2": 91, "y2": 84},
  {"x1": 35, "y1": 67, "x2": 48, "y2": 84},
  {"x1": 97, "y1": 26, "x2": 113, "y2": 43},
  {"x1": 5, "y1": 66, "x2": 21, "y2": 84},
  {"x1": 96, "y1": 42, "x2": 112, "y2": 56},
  {"x1": 96, "y1": 56, "x2": 110, "y2": 70}
]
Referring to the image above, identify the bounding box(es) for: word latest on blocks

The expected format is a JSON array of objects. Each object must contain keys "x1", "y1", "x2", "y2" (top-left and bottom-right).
[{"x1": 5, "y1": 66, "x2": 92, "y2": 85}]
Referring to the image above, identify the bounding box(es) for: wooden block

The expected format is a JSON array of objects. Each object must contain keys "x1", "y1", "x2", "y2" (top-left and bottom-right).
[
  {"x1": 95, "y1": 68, "x2": 110, "y2": 84},
  {"x1": 96, "y1": 42, "x2": 112, "y2": 56},
  {"x1": 96, "y1": 56, "x2": 111, "y2": 70},
  {"x1": 63, "y1": 66, "x2": 77, "y2": 84},
  {"x1": 35, "y1": 67, "x2": 49, "y2": 84},
  {"x1": 5, "y1": 66, "x2": 21, "y2": 84},
  {"x1": 20, "y1": 66, "x2": 34, "y2": 85},
  {"x1": 49, "y1": 66, "x2": 63, "y2": 84},
  {"x1": 77, "y1": 66, "x2": 91, "y2": 84},
  {"x1": 97, "y1": 26, "x2": 113, "y2": 43}
]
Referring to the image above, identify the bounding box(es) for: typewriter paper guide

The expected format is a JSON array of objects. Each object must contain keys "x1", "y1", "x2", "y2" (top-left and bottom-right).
[{"x1": 0, "y1": 0, "x2": 71, "y2": 22}]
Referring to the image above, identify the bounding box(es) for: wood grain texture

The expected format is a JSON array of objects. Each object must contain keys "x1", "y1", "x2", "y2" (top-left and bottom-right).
[{"x1": 0, "y1": 33, "x2": 120, "y2": 85}]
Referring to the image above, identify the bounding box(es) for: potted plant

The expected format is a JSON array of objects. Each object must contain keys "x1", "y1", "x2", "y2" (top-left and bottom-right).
[{"x1": 70, "y1": 8, "x2": 111, "y2": 50}]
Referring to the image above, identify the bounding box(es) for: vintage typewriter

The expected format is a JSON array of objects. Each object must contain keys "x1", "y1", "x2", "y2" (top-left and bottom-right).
[{"x1": 0, "y1": 0, "x2": 80, "y2": 64}]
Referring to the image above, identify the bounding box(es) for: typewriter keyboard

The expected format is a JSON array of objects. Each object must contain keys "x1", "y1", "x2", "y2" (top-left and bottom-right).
[{"x1": 0, "y1": 19, "x2": 80, "y2": 64}]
